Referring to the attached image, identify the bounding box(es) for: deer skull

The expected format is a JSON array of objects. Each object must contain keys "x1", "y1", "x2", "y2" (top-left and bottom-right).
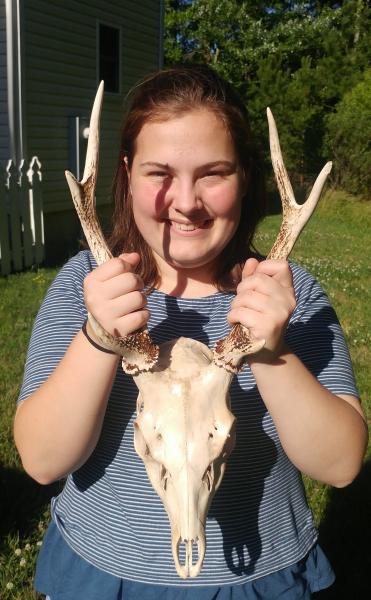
[
  {"x1": 133, "y1": 338, "x2": 236, "y2": 577},
  {"x1": 65, "y1": 82, "x2": 332, "y2": 577}
]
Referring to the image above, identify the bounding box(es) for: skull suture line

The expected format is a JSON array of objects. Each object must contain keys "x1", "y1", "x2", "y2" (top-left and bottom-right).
[{"x1": 65, "y1": 82, "x2": 332, "y2": 578}]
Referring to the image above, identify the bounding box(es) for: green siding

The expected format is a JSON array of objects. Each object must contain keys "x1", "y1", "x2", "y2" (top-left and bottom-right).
[{"x1": 24, "y1": 0, "x2": 162, "y2": 214}]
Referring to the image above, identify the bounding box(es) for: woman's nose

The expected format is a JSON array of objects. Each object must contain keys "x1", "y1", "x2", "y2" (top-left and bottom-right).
[{"x1": 170, "y1": 179, "x2": 202, "y2": 214}]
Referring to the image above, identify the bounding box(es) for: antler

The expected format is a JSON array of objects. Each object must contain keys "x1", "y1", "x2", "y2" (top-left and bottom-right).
[
  {"x1": 214, "y1": 108, "x2": 332, "y2": 372},
  {"x1": 65, "y1": 82, "x2": 159, "y2": 375}
]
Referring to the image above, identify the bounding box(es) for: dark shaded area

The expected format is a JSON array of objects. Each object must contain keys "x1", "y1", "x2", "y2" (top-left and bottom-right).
[
  {"x1": 285, "y1": 305, "x2": 336, "y2": 377},
  {"x1": 209, "y1": 378, "x2": 277, "y2": 576},
  {"x1": 43, "y1": 204, "x2": 113, "y2": 268},
  {"x1": 266, "y1": 176, "x2": 320, "y2": 215},
  {"x1": 313, "y1": 460, "x2": 371, "y2": 598},
  {"x1": 0, "y1": 464, "x2": 62, "y2": 548},
  {"x1": 72, "y1": 366, "x2": 138, "y2": 493}
]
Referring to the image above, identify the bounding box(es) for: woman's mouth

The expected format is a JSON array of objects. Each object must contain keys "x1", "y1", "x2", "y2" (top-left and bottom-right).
[{"x1": 167, "y1": 220, "x2": 212, "y2": 232}]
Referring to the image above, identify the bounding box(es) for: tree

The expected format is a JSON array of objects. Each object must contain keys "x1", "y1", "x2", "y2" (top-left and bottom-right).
[
  {"x1": 324, "y1": 69, "x2": 371, "y2": 197},
  {"x1": 164, "y1": 1, "x2": 371, "y2": 184}
]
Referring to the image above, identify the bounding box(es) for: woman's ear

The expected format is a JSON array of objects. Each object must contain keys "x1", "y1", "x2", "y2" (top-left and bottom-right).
[
  {"x1": 123, "y1": 155, "x2": 130, "y2": 174},
  {"x1": 123, "y1": 156, "x2": 133, "y2": 195}
]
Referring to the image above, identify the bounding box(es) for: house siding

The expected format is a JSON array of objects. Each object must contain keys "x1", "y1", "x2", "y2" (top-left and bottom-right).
[
  {"x1": 24, "y1": 0, "x2": 162, "y2": 216},
  {"x1": 0, "y1": 0, "x2": 9, "y2": 163}
]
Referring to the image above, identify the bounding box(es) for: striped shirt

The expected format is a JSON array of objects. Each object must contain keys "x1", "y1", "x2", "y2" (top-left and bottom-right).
[{"x1": 18, "y1": 250, "x2": 358, "y2": 586}]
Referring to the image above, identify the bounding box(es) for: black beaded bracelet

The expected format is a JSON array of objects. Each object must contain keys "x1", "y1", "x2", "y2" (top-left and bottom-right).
[{"x1": 82, "y1": 319, "x2": 117, "y2": 355}]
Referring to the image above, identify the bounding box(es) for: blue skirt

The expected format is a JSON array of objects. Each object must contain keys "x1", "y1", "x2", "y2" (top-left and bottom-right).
[{"x1": 35, "y1": 520, "x2": 334, "y2": 600}]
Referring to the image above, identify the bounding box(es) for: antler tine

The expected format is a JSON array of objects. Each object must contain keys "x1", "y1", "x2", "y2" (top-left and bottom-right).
[
  {"x1": 65, "y1": 81, "x2": 112, "y2": 266},
  {"x1": 81, "y1": 80, "x2": 104, "y2": 185},
  {"x1": 214, "y1": 109, "x2": 332, "y2": 373},
  {"x1": 267, "y1": 107, "x2": 332, "y2": 260},
  {"x1": 65, "y1": 83, "x2": 159, "y2": 375},
  {"x1": 266, "y1": 107, "x2": 296, "y2": 213}
]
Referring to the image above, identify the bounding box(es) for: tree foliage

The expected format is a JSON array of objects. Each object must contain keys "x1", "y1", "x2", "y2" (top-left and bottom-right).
[
  {"x1": 324, "y1": 69, "x2": 371, "y2": 197},
  {"x1": 164, "y1": 1, "x2": 371, "y2": 195}
]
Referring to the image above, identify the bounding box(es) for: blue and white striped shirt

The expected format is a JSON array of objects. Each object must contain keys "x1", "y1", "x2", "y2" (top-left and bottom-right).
[{"x1": 19, "y1": 250, "x2": 358, "y2": 586}]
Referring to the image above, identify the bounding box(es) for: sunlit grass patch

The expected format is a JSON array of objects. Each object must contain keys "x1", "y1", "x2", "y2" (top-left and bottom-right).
[{"x1": 0, "y1": 268, "x2": 58, "y2": 466}]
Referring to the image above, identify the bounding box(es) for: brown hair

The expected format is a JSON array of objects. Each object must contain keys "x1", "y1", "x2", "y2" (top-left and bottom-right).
[{"x1": 108, "y1": 64, "x2": 266, "y2": 291}]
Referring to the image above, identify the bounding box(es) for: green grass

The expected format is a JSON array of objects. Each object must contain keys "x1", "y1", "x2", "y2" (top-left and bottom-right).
[
  {"x1": 0, "y1": 190, "x2": 370, "y2": 598},
  {"x1": 0, "y1": 268, "x2": 59, "y2": 599}
]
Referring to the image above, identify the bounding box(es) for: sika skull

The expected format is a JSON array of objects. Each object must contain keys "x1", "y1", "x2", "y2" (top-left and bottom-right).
[{"x1": 133, "y1": 337, "x2": 236, "y2": 578}]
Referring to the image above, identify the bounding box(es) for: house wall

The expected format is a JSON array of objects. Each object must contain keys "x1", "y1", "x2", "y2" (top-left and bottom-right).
[
  {"x1": 0, "y1": 0, "x2": 9, "y2": 162},
  {"x1": 23, "y1": 0, "x2": 162, "y2": 263}
]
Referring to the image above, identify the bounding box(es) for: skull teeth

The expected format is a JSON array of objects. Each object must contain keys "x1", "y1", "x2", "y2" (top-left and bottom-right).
[{"x1": 172, "y1": 534, "x2": 206, "y2": 578}]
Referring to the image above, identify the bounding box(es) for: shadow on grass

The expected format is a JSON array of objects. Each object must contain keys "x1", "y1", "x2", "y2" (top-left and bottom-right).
[
  {"x1": 0, "y1": 464, "x2": 62, "y2": 546},
  {"x1": 313, "y1": 459, "x2": 371, "y2": 598}
]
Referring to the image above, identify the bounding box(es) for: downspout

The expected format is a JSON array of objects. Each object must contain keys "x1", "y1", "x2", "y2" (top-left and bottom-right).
[
  {"x1": 5, "y1": 0, "x2": 24, "y2": 163},
  {"x1": 159, "y1": 0, "x2": 164, "y2": 68}
]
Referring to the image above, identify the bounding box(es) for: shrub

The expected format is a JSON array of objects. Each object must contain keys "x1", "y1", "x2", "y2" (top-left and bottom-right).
[{"x1": 324, "y1": 69, "x2": 371, "y2": 197}]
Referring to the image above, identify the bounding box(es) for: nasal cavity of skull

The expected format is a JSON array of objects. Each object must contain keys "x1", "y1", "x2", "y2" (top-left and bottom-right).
[{"x1": 209, "y1": 424, "x2": 218, "y2": 439}]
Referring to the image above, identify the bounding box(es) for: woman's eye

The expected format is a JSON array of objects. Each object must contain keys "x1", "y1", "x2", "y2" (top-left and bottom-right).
[
  {"x1": 203, "y1": 171, "x2": 224, "y2": 179},
  {"x1": 149, "y1": 171, "x2": 169, "y2": 178}
]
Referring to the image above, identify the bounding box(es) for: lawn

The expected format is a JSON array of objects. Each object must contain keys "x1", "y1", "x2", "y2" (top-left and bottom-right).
[{"x1": 0, "y1": 190, "x2": 370, "y2": 598}]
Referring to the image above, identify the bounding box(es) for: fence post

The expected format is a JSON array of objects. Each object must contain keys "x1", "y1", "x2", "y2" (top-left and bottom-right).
[
  {"x1": 0, "y1": 156, "x2": 44, "y2": 275},
  {"x1": 19, "y1": 159, "x2": 34, "y2": 267},
  {"x1": 6, "y1": 160, "x2": 23, "y2": 271},
  {"x1": 28, "y1": 156, "x2": 44, "y2": 265},
  {"x1": 0, "y1": 163, "x2": 12, "y2": 275}
]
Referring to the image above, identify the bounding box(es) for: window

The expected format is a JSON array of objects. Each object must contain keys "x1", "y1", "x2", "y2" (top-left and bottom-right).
[{"x1": 98, "y1": 24, "x2": 120, "y2": 93}]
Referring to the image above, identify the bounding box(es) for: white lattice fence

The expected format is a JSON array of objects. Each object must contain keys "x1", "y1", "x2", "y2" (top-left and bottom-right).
[{"x1": 0, "y1": 156, "x2": 44, "y2": 275}]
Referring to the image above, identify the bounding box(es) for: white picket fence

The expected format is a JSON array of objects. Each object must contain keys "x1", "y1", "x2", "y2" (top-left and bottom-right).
[{"x1": 0, "y1": 156, "x2": 44, "y2": 276}]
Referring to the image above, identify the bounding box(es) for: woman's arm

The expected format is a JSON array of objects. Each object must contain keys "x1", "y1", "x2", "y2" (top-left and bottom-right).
[
  {"x1": 14, "y1": 253, "x2": 148, "y2": 484},
  {"x1": 229, "y1": 258, "x2": 368, "y2": 487},
  {"x1": 249, "y1": 352, "x2": 367, "y2": 487},
  {"x1": 14, "y1": 330, "x2": 119, "y2": 484}
]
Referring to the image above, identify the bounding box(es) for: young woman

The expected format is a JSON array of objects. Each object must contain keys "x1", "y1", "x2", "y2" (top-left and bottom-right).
[{"x1": 14, "y1": 65, "x2": 367, "y2": 599}]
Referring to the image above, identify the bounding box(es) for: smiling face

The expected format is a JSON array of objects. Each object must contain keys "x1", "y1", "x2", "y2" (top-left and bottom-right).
[{"x1": 128, "y1": 109, "x2": 245, "y2": 291}]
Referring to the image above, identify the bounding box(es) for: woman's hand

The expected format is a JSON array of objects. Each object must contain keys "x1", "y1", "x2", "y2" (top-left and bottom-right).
[
  {"x1": 228, "y1": 258, "x2": 296, "y2": 364},
  {"x1": 83, "y1": 252, "x2": 150, "y2": 338}
]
